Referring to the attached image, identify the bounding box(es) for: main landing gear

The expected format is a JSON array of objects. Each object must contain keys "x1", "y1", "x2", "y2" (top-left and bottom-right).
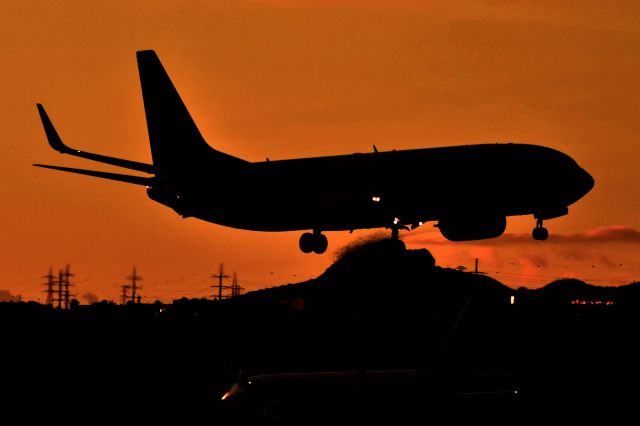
[
  {"x1": 299, "y1": 230, "x2": 328, "y2": 254},
  {"x1": 388, "y1": 221, "x2": 407, "y2": 251},
  {"x1": 532, "y1": 218, "x2": 549, "y2": 241},
  {"x1": 298, "y1": 219, "x2": 408, "y2": 255}
]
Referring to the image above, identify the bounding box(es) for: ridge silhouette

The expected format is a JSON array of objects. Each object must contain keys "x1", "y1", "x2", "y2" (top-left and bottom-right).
[
  {"x1": 3, "y1": 241, "x2": 640, "y2": 422},
  {"x1": 234, "y1": 237, "x2": 509, "y2": 306}
]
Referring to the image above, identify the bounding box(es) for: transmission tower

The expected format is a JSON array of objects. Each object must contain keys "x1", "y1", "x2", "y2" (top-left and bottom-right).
[
  {"x1": 231, "y1": 272, "x2": 244, "y2": 297},
  {"x1": 120, "y1": 285, "x2": 131, "y2": 305},
  {"x1": 62, "y1": 264, "x2": 75, "y2": 309},
  {"x1": 120, "y1": 267, "x2": 143, "y2": 304},
  {"x1": 211, "y1": 263, "x2": 231, "y2": 300},
  {"x1": 127, "y1": 267, "x2": 143, "y2": 304},
  {"x1": 42, "y1": 265, "x2": 74, "y2": 309},
  {"x1": 42, "y1": 267, "x2": 55, "y2": 306},
  {"x1": 56, "y1": 269, "x2": 63, "y2": 309}
]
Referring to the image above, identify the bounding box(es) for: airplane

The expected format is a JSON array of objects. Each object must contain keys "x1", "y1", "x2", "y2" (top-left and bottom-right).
[{"x1": 35, "y1": 50, "x2": 594, "y2": 254}]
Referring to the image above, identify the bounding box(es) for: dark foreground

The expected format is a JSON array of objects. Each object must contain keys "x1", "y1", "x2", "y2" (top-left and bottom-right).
[{"x1": 3, "y1": 246, "x2": 640, "y2": 422}]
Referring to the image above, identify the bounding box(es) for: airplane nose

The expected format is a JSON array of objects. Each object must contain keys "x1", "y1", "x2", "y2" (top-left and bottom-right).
[
  {"x1": 563, "y1": 165, "x2": 594, "y2": 206},
  {"x1": 568, "y1": 166, "x2": 594, "y2": 204},
  {"x1": 577, "y1": 167, "x2": 595, "y2": 196}
]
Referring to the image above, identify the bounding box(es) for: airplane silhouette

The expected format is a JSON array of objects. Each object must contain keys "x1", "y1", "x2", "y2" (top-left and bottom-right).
[{"x1": 35, "y1": 50, "x2": 594, "y2": 254}]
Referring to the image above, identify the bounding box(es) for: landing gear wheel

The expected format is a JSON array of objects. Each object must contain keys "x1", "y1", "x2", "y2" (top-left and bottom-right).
[
  {"x1": 313, "y1": 233, "x2": 328, "y2": 254},
  {"x1": 299, "y1": 232, "x2": 315, "y2": 253},
  {"x1": 532, "y1": 227, "x2": 549, "y2": 241},
  {"x1": 299, "y1": 232, "x2": 329, "y2": 254},
  {"x1": 532, "y1": 218, "x2": 549, "y2": 241}
]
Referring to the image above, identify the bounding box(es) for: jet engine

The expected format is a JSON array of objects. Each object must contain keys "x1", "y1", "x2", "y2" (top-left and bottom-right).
[{"x1": 438, "y1": 214, "x2": 507, "y2": 241}]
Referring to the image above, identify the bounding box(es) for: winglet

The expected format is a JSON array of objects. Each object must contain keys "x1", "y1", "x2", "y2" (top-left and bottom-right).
[{"x1": 36, "y1": 103, "x2": 71, "y2": 154}]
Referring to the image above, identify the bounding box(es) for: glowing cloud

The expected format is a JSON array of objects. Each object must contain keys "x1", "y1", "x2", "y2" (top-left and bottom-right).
[
  {"x1": 0, "y1": 290, "x2": 20, "y2": 302},
  {"x1": 82, "y1": 292, "x2": 99, "y2": 304},
  {"x1": 405, "y1": 225, "x2": 640, "y2": 246}
]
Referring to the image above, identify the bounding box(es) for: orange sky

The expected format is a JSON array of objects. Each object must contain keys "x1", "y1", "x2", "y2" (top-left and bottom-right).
[{"x1": 3, "y1": 1, "x2": 640, "y2": 302}]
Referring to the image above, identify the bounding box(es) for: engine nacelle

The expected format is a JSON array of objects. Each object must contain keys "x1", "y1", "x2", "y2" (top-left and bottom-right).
[{"x1": 438, "y1": 214, "x2": 507, "y2": 241}]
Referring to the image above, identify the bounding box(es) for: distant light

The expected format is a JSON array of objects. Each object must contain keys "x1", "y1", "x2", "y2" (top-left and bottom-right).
[
  {"x1": 372, "y1": 196, "x2": 381, "y2": 202},
  {"x1": 514, "y1": 390, "x2": 518, "y2": 394},
  {"x1": 510, "y1": 295, "x2": 515, "y2": 305},
  {"x1": 76, "y1": 150, "x2": 81, "y2": 153},
  {"x1": 221, "y1": 391, "x2": 231, "y2": 401},
  {"x1": 418, "y1": 221, "x2": 423, "y2": 226},
  {"x1": 393, "y1": 217, "x2": 400, "y2": 225}
]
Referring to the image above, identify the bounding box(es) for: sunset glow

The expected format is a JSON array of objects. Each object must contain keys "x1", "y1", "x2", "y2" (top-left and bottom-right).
[{"x1": 3, "y1": 1, "x2": 639, "y2": 302}]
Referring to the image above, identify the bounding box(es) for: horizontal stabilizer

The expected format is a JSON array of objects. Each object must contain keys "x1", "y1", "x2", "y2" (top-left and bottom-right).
[
  {"x1": 33, "y1": 164, "x2": 153, "y2": 186},
  {"x1": 36, "y1": 104, "x2": 155, "y2": 174}
]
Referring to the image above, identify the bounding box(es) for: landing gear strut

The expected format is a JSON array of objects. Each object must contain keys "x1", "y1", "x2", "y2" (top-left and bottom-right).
[
  {"x1": 532, "y1": 218, "x2": 549, "y2": 241},
  {"x1": 299, "y1": 230, "x2": 328, "y2": 254},
  {"x1": 388, "y1": 220, "x2": 407, "y2": 251}
]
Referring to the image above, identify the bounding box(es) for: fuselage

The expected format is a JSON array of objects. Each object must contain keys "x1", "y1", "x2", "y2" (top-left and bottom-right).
[
  {"x1": 37, "y1": 51, "x2": 594, "y2": 251},
  {"x1": 167, "y1": 143, "x2": 593, "y2": 233}
]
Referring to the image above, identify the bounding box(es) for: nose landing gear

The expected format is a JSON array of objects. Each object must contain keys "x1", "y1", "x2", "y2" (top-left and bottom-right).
[
  {"x1": 299, "y1": 230, "x2": 328, "y2": 254},
  {"x1": 532, "y1": 218, "x2": 549, "y2": 241}
]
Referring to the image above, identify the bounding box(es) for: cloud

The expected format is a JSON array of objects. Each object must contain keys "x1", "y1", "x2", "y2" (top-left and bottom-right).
[
  {"x1": 0, "y1": 289, "x2": 20, "y2": 302},
  {"x1": 592, "y1": 253, "x2": 617, "y2": 269},
  {"x1": 570, "y1": 226, "x2": 640, "y2": 243},
  {"x1": 404, "y1": 225, "x2": 640, "y2": 246},
  {"x1": 82, "y1": 292, "x2": 99, "y2": 304},
  {"x1": 523, "y1": 254, "x2": 549, "y2": 268}
]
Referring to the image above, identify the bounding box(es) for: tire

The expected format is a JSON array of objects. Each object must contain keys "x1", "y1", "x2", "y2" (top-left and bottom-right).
[
  {"x1": 312, "y1": 234, "x2": 328, "y2": 254},
  {"x1": 299, "y1": 232, "x2": 315, "y2": 253}
]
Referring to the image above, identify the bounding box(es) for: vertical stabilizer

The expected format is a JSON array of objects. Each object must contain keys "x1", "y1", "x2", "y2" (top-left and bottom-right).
[{"x1": 136, "y1": 50, "x2": 246, "y2": 177}]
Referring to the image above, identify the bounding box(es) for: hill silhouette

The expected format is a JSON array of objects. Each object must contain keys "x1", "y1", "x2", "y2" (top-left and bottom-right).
[
  {"x1": 236, "y1": 237, "x2": 512, "y2": 308},
  {"x1": 3, "y1": 239, "x2": 640, "y2": 422},
  {"x1": 237, "y1": 238, "x2": 640, "y2": 310},
  {"x1": 215, "y1": 241, "x2": 640, "y2": 422}
]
